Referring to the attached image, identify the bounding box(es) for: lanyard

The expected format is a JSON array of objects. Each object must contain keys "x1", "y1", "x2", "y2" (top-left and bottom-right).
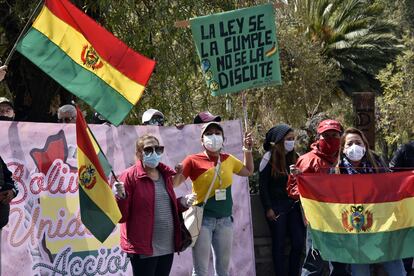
[{"x1": 216, "y1": 161, "x2": 222, "y2": 189}]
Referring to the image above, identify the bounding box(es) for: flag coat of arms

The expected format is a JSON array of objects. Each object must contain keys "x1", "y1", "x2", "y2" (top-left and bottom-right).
[
  {"x1": 16, "y1": 0, "x2": 156, "y2": 125},
  {"x1": 297, "y1": 171, "x2": 414, "y2": 264},
  {"x1": 76, "y1": 107, "x2": 121, "y2": 242}
]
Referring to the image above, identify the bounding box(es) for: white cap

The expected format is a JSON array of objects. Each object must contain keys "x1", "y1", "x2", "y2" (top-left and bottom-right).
[{"x1": 142, "y1": 108, "x2": 164, "y2": 124}]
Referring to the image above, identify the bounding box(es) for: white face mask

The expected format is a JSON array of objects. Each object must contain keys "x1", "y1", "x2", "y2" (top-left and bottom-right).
[
  {"x1": 284, "y1": 140, "x2": 295, "y2": 152},
  {"x1": 344, "y1": 144, "x2": 366, "y2": 162},
  {"x1": 203, "y1": 134, "x2": 223, "y2": 152}
]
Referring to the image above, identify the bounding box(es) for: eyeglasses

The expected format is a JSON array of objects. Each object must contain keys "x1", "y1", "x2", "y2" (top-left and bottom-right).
[
  {"x1": 59, "y1": 117, "x2": 75, "y2": 123},
  {"x1": 143, "y1": 146, "x2": 164, "y2": 156}
]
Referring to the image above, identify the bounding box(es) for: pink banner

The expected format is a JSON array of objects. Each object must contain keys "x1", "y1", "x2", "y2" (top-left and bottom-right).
[{"x1": 0, "y1": 120, "x2": 255, "y2": 275}]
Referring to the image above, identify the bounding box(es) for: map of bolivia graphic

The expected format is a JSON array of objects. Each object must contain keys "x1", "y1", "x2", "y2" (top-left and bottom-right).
[{"x1": 26, "y1": 130, "x2": 127, "y2": 274}]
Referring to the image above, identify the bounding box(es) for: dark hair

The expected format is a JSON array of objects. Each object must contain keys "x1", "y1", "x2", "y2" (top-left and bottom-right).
[
  {"x1": 135, "y1": 135, "x2": 159, "y2": 154},
  {"x1": 270, "y1": 130, "x2": 297, "y2": 177},
  {"x1": 335, "y1": 127, "x2": 379, "y2": 173}
]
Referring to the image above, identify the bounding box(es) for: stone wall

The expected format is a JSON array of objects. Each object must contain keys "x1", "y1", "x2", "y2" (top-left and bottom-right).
[{"x1": 251, "y1": 193, "x2": 275, "y2": 276}]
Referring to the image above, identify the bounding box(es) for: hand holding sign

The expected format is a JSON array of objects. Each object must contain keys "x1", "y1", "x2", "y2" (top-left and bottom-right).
[{"x1": 190, "y1": 4, "x2": 282, "y2": 96}]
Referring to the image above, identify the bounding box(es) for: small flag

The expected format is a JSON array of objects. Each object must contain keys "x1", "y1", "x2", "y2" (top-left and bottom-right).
[
  {"x1": 76, "y1": 107, "x2": 121, "y2": 242},
  {"x1": 16, "y1": 0, "x2": 156, "y2": 126}
]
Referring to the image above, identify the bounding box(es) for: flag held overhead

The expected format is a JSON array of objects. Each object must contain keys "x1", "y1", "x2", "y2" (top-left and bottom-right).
[{"x1": 16, "y1": 0, "x2": 156, "y2": 126}]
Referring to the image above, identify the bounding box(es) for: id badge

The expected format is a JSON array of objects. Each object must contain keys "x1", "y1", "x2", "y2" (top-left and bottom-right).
[{"x1": 215, "y1": 189, "x2": 226, "y2": 201}]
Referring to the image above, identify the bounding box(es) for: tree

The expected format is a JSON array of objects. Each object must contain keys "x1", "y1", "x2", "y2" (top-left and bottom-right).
[
  {"x1": 376, "y1": 37, "x2": 414, "y2": 158},
  {"x1": 293, "y1": 0, "x2": 402, "y2": 95},
  {"x1": 0, "y1": 0, "x2": 240, "y2": 123},
  {"x1": 0, "y1": 0, "x2": 107, "y2": 122},
  {"x1": 1, "y1": 0, "x2": 352, "y2": 128}
]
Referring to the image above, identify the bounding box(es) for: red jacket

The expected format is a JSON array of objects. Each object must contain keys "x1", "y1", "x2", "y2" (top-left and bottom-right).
[
  {"x1": 287, "y1": 141, "x2": 337, "y2": 200},
  {"x1": 117, "y1": 161, "x2": 185, "y2": 255}
]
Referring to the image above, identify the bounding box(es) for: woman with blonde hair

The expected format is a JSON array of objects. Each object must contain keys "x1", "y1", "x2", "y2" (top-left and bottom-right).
[{"x1": 113, "y1": 134, "x2": 196, "y2": 276}]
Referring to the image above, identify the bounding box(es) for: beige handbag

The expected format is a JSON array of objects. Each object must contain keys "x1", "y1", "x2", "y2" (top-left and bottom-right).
[{"x1": 183, "y1": 159, "x2": 220, "y2": 247}]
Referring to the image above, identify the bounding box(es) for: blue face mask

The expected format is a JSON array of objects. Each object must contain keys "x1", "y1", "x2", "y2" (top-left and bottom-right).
[{"x1": 143, "y1": 152, "x2": 162, "y2": 168}]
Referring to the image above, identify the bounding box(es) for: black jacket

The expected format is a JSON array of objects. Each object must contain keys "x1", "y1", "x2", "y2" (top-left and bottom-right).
[
  {"x1": 0, "y1": 156, "x2": 18, "y2": 229},
  {"x1": 259, "y1": 163, "x2": 291, "y2": 211},
  {"x1": 389, "y1": 141, "x2": 414, "y2": 171}
]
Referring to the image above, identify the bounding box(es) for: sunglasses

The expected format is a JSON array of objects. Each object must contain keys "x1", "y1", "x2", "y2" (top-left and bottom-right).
[
  {"x1": 143, "y1": 146, "x2": 164, "y2": 156},
  {"x1": 146, "y1": 117, "x2": 165, "y2": 126}
]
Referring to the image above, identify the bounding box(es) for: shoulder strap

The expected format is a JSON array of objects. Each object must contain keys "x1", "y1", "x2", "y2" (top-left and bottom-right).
[{"x1": 202, "y1": 156, "x2": 221, "y2": 205}]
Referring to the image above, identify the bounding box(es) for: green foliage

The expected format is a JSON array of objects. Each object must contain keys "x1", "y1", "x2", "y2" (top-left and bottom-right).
[
  {"x1": 79, "y1": 0, "x2": 242, "y2": 125},
  {"x1": 293, "y1": 0, "x2": 402, "y2": 95},
  {"x1": 0, "y1": 0, "x2": 354, "y2": 143},
  {"x1": 377, "y1": 37, "x2": 414, "y2": 151}
]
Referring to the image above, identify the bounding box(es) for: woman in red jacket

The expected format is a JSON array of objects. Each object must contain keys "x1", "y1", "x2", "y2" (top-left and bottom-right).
[{"x1": 114, "y1": 134, "x2": 195, "y2": 276}]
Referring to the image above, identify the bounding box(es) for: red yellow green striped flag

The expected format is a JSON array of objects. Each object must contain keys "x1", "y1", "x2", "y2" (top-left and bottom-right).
[
  {"x1": 297, "y1": 171, "x2": 414, "y2": 264},
  {"x1": 16, "y1": 0, "x2": 156, "y2": 126},
  {"x1": 76, "y1": 107, "x2": 121, "y2": 242}
]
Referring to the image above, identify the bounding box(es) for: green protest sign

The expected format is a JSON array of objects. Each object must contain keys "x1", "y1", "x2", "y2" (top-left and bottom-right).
[{"x1": 190, "y1": 4, "x2": 282, "y2": 96}]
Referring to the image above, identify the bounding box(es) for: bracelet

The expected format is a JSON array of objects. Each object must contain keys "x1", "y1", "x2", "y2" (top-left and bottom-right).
[{"x1": 242, "y1": 146, "x2": 252, "y2": 152}]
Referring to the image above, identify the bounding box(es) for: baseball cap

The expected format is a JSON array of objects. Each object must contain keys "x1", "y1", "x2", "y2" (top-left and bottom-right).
[
  {"x1": 317, "y1": 119, "x2": 342, "y2": 134},
  {"x1": 0, "y1": 97, "x2": 13, "y2": 108},
  {"x1": 201, "y1": 121, "x2": 223, "y2": 137},
  {"x1": 142, "y1": 108, "x2": 164, "y2": 124},
  {"x1": 193, "y1": 111, "x2": 221, "y2": 124}
]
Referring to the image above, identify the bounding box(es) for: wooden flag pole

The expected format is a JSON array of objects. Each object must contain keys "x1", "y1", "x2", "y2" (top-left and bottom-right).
[
  {"x1": 3, "y1": 0, "x2": 43, "y2": 65},
  {"x1": 242, "y1": 92, "x2": 248, "y2": 132},
  {"x1": 174, "y1": 20, "x2": 190, "y2": 28},
  {"x1": 85, "y1": 123, "x2": 120, "y2": 183}
]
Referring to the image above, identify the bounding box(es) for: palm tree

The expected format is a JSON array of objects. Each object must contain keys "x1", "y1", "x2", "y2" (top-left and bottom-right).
[{"x1": 293, "y1": 0, "x2": 402, "y2": 95}]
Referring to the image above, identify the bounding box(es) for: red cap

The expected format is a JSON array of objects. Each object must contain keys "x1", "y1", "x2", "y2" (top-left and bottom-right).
[
  {"x1": 194, "y1": 111, "x2": 221, "y2": 124},
  {"x1": 317, "y1": 119, "x2": 342, "y2": 134}
]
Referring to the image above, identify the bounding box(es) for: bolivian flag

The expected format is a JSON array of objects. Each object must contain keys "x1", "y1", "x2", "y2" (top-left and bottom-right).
[
  {"x1": 76, "y1": 107, "x2": 121, "y2": 243},
  {"x1": 297, "y1": 171, "x2": 414, "y2": 264},
  {"x1": 16, "y1": 0, "x2": 156, "y2": 126}
]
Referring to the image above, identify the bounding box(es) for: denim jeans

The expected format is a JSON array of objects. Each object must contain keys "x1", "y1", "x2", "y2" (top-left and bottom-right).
[
  {"x1": 351, "y1": 260, "x2": 406, "y2": 276},
  {"x1": 192, "y1": 215, "x2": 233, "y2": 276},
  {"x1": 301, "y1": 227, "x2": 350, "y2": 276},
  {"x1": 267, "y1": 200, "x2": 305, "y2": 276}
]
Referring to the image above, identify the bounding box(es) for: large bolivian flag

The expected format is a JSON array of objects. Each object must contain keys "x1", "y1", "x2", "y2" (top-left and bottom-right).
[
  {"x1": 297, "y1": 171, "x2": 414, "y2": 264},
  {"x1": 16, "y1": 0, "x2": 156, "y2": 126},
  {"x1": 76, "y1": 107, "x2": 121, "y2": 243}
]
